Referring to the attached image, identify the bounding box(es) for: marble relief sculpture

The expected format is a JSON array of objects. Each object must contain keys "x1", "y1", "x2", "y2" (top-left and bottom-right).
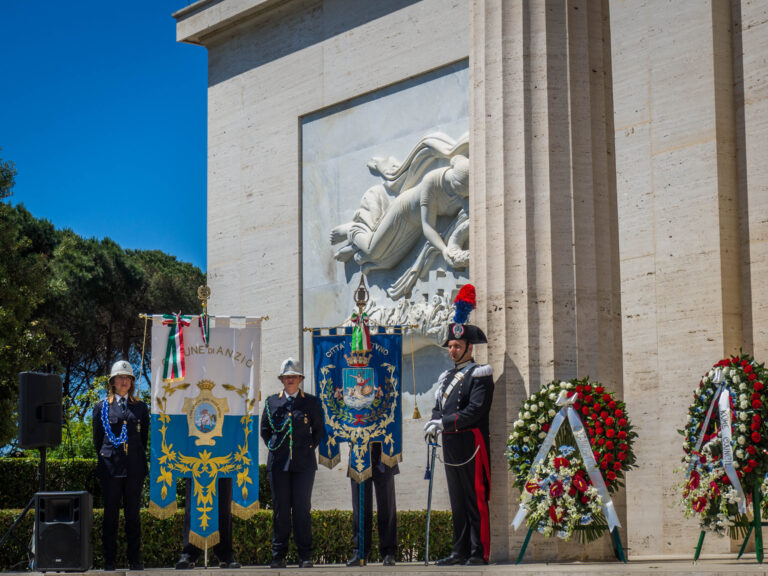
[
  {"x1": 365, "y1": 293, "x2": 453, "y2": 346},
  {"x1": 329, "y1": 133, "x2": 469, "y2": 347},
  {"x1": 330, "y1": 133, "x2": 470, "y2": 281}
]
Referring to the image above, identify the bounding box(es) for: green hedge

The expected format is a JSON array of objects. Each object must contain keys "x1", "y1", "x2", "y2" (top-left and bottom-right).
[
  {"x1": 0, "y1": 509, "x2": 452, "y2": 569},
  {"x1": 0, "y1": 458, "x2": 102, "y2": 509},
  {"x1": 0, "y1": 458, "x2": 273, "y2": 510}
]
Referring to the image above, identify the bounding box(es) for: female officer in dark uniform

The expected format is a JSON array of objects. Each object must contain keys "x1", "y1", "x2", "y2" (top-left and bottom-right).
[
  {"x1": 92, "y1": 360, "x2": 150, "y2": 571},
  {"x1": 260, "y1": 358, "x2": 324, "y2": 568}
]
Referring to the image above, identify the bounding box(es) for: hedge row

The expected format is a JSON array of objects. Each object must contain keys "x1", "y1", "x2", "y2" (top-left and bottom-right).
[
  {"x1": 0, "y1": 458, "x2": 273, "y2": 510},
  {"x1": 0, "y1": 509, "x2": 452, "y2": 570}
]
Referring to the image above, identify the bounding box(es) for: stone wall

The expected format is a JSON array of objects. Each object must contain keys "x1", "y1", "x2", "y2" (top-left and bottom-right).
[
  {"x1": 175, "y1": 0, "x2": 471, "y2": 513},
  {"x1": 175, "y1": 0, "x2": 768, "y2": 562},
  {"x1": 610, "y1": 0, "x2": 768, "y2": 557}
]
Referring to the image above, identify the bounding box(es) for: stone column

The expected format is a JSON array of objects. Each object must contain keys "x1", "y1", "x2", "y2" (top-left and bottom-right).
[
  {"x1": 469, "y1": 0, "x2": 621, "y2": 562},
  {"x1": 611, "y1": 0, "x2": 741, "y2": 557},
  {"x1": 736, "y1": 0, "x2": 768, "y2": 353}
]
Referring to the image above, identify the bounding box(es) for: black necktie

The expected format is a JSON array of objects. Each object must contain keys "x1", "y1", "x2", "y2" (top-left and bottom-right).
[{"x1": 119, "y1": 397, "x2": 127, "y2": 414}]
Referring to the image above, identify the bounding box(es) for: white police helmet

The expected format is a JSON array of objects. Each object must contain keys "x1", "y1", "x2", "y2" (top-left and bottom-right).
[
  {"x1": 109, "y1": 360, "x2": 135, "y2": 382},
  {"x1": 279, "y1": 358, "x2": 304, "y2": 378}
]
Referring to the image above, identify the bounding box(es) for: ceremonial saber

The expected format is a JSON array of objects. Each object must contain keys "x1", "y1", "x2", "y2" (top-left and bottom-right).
[{"x1": 424, "y1": 433, "x2": 438, "y2": 565}]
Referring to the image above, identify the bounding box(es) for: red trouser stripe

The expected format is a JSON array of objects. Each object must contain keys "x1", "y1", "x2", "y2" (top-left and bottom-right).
[{"x1": 471, "y1": 428, "x2": 491, "y2": 562}]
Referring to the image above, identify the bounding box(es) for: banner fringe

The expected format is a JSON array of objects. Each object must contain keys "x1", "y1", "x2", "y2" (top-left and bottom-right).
[
  {"x1": 148, "y1": 500, "x2": 177, "y2": 519},
  {"x1": 380, "y1": 452, "x2": 402, "y2": 468},
  {"x1": 319, "y1": 453, "x2": 340, "y2": 470},
  {"x1": 232, "y1": 500, "x2": 260, "y2": 519},
  {"x1": 189, "y1": 530, "x2": 220, "y2": 550},
  {"x1": 348, "y1": 466, "x2": 373, "y2": 483}
]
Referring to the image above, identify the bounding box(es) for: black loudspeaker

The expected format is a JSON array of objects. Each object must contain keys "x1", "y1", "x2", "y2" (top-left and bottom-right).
[
  {"x1": 18, "y1": 372, "x2": 62, "y2": 449},
  {"x1": 35, "y1": 491, "x2": 92, "y2": 572}
]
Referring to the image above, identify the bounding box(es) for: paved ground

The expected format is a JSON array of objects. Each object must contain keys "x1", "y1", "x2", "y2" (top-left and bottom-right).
[{"x1": 24, "y1": 557, "x2": 768, "y2": 575}]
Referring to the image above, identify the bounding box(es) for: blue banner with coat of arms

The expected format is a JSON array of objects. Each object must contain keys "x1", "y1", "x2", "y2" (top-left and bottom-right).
[
  {"x1": 148, "y1": 315, "x2": 262, "y2": 549},
  {"x1": 313, "y1": 326, "x2": 402, "y2": 482}
]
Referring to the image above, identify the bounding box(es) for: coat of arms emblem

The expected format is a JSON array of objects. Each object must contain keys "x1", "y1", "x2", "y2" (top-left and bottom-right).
[{"x1": 182, "y1": 380, "x2": 229, "y2": 445}]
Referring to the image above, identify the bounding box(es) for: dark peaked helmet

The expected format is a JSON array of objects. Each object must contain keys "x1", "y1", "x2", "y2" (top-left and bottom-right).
[{"x1": 442, "y1": 284, "x2": 488, "y2": 346}]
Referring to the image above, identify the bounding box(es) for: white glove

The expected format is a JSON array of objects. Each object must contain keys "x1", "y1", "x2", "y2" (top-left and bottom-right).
[{"x1": 423, "y1": 419, "x2": 444, "y2": 436}]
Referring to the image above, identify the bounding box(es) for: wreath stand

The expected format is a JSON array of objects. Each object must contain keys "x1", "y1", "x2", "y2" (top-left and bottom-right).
[
  {"x1": 515, "y1": 524, "x2": 627, "y2": 564},
  {"x1": 693, "y1": 484, "x2": 763, "y2": 563}
]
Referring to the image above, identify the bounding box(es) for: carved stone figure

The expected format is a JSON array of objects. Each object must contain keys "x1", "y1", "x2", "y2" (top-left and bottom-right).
[
  {"x1": 365, "y1": 293, "x2": 453, "y2": 349},
  {"x1": 330, "y1": 134, "x2": 470, "y2": 281},
  {"x1": 332, "y1": 133, "x2": 470, "y2": 347}
]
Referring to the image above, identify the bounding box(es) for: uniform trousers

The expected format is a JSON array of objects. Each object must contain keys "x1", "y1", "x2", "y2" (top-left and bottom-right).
[
  {"x1": 181, "y1": 478, "x2": 234, "y2": 563},
  {"x1": 101, "y1": 475, "x2": 144, "y2": 564},
  {"x1": 350, "y1": 470, "x2": 397, "y2": 557},
  {"x1": 443, "y1": 433, "x2": 488, "y2": 560},
  {"x1": 269, "y1": 468, "x2": 315, "y2": 561}
]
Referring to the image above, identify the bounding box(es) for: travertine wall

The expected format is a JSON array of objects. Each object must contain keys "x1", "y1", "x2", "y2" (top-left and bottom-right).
[
  {"x1": 176, "y1": 0, "x2": 768, "y2": 562},
  {"x1": 469, "y1": 0, "x2": 621, "y2": 561},
  {"x1": 176, "y1": 0, "x2": 471, "y2": 514},
  {"x1": 610, "y1": 0, "x2": 767, "y2": 557}
]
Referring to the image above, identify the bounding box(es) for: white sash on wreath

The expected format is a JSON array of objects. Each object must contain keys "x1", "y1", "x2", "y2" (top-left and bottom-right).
[
  {"x1": 686, "y1": 368, "x2": 747, "y2": 515},
  {"x1": 512, "y1": 390, "x2": 621, "y2": 532}
]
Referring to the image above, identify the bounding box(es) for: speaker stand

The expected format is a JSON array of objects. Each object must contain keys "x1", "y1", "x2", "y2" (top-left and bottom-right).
[{"x1": 0, "y1": 448, "x2": 47, "y2": 556}]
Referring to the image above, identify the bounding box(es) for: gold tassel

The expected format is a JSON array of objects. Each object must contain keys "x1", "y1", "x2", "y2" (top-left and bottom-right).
[{"x1": 412, "y1": 403, "x2": 422, "y2": 419}]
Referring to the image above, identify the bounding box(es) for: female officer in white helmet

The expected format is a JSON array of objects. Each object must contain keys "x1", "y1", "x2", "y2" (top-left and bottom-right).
[{"x1": 92, "y1": 360, "x2": 149, "y2": 571}]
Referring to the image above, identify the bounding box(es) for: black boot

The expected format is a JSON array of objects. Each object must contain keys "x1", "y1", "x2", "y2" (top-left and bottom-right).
[{"x1": 436, "y1": 553, "x2": 466, "y2": 566}]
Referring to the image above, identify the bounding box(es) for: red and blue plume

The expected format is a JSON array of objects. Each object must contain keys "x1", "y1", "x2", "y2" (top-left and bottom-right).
[{"x1": 453, "y1": 284, "x2": 476, "y2": 324}]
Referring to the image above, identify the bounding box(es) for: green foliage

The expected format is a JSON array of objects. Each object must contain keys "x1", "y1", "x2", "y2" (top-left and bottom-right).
[
  {"x1": 0, "y1": 508, "x2": 453, "y2": 569},
  {"x1": 0, "y1": 151, "x2": 16, "y2": 199},
  {"x1": 0, "y1": 203, "x2": 55, "y2": 445},
  {"x1": 0, "y1": 458, "x2": 272, "y2": 511},
  {"x1": 0, "y1": 458, "x2": 102, "y2": 509},
  {"x1": 0, "y1": 459, "x2": 452, "y2": 569},
  {"x1": 0, "y1": 150, "x2": 206, "y2": 446}
]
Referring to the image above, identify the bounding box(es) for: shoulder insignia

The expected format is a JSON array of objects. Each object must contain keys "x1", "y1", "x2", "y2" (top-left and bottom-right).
[{"x1": 473, "y1": 364, "x2": 493, "y2": 378}]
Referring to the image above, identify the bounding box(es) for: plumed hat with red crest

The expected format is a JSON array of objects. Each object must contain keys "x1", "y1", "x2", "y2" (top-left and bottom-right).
[{"x1": 442, "y1": 284, "x2": 488, "y2": 347}]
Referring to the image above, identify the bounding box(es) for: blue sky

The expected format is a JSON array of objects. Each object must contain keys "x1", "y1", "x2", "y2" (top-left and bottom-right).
[{"x1": 1, "y1": 1, "x2": 208, "y2": 270}]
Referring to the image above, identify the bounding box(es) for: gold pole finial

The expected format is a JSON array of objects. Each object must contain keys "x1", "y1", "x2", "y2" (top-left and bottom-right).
[
  {"x1": 197, "y1": 285, "x2": 211, "y2": 313},
  {"x1": 354, "y1": 274, "x2": 369, "y2": 316}
]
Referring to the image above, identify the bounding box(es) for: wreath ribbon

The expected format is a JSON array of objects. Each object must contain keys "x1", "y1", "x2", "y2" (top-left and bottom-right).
[
  {"x1": 718, "y1": 385, "x2": 747, "y2": 513},
  {"x1": 686, "y1": 381, "x2": 724, "y2": 476},
  {"x1": 685, "y1": 369, "x2": 747, "y2": 514},
  {"x1": 512, "y1": 390, "x2": 621, "y2": 532}
]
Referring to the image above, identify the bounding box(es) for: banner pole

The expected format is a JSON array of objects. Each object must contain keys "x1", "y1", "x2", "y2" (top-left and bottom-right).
[{"x1": 357, "y1": 480, "x2": 366, "y2": 565}]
